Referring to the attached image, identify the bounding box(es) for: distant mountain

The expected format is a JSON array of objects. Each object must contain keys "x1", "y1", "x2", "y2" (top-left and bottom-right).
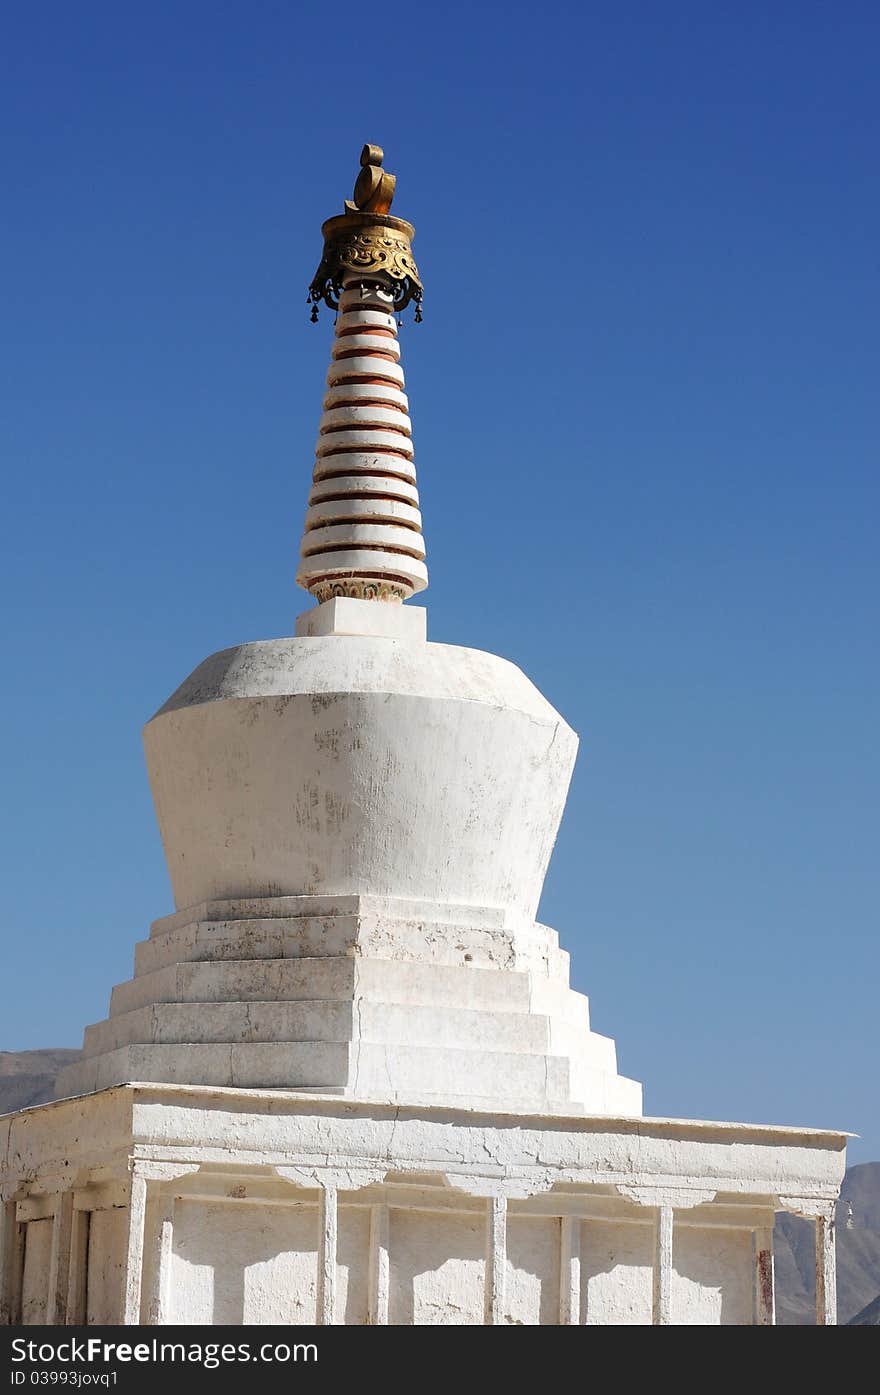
[
  {"x1": 849, "y1": 1291, "x2": 880, "y2": 1325},
  {"x1": 0, "y1": 1049, "x2": 81, "y2": 1114},
  {"x1": 1, "y1": 1050, "x2": 878, "y2": 1324}
]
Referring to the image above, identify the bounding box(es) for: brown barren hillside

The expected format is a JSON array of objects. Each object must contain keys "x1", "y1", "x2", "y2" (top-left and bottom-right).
[{"x1": 0, "y1": 1049, "x2": 81, "y2": 1115}]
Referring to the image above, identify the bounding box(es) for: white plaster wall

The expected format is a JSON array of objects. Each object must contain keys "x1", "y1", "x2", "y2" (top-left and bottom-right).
[
  {"x1": 671, "y1": 1226, "x2": 753, "y2": 1326},
  {"x1": 87, "y1": 1209, "x2": 126, "y2": 1325},
  {"x1": 506, "y1": 1216, "x2": 560, "y2": 1325},
  {"x1": 337, "y1": 1206, "x2": 370, "y2": 1326},
  {"x1": 144, "y1": 638, "x2": 577, "y2": 920},
  {"x1": 21, "y1": 1218, "x2": 52, "y2": 1325},
  {"x1": 389, "y1": 1210, "x2": 485, "y2": 1325},
  {"x1": 0, "y1": 1088, "x2": 847, "y2": 1327},
  {"x1": 60, "y1": 896, "x2": 642, "y2": 1118},
  {"x1": 170, "y1": 1200, "x2": 318, "y2": 1324},
  {"x1": 582, "y1": 1219, "x2": 654, "y2": 1325},
  {"x1": 4, "y1": 1085, "x2": 845, "y2": 1210},
  {"x1": 140, "y1": 1195, "x2": 161, "y2": 1322}
]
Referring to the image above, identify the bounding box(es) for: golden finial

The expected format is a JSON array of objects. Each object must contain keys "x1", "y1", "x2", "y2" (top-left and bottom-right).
[
  {"x1": 308, "y1": 144, "x2": 423, "y2": 321},
  {"x1": 344, "y1": 144, "x2": 397, "y2": 216}
]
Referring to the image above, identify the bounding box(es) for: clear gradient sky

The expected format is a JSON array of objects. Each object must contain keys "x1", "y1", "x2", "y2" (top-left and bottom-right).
[{"x1": 2, "y1": 2, "x2": 877, "y2": 1158}]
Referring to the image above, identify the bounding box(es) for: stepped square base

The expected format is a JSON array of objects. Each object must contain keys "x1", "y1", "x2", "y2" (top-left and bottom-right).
[
  {"x1": 1, "y1": 1085, "x2": 845, "y2": 1326},
  {"x1": 56, "y1": 896, "x2": 642, "y2": 1117}
]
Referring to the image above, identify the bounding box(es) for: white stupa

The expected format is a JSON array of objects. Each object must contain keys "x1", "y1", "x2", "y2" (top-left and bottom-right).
[{"x1": 1, "y1": 146, "x2": 845, "y2": 1326}]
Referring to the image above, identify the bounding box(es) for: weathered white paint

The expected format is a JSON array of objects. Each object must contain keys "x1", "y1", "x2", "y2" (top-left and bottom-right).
[
  {"x1": 170, "y1": 1199, "x2": 318, "y2": 1324},
  {"x1": 368, "y1": 1204, "x2": 389, "y2": 1325},
  {"x1": 559, "y1": 1216, "x2": 581, "y2": 1324},
  {"x1": 670, "y1": 1225, "x2": 752, "y2": 1325},
  {"x1": 331, "y1": 309, "x2": 398, "y2": 336},
  {"x1": 336, "y1": 1206, "x2": 370, "y2": 1325},
  {"x1": 122, "y1": 1169, "x2": 147, "y2": 1324},
  {"x1": 329, "y1": 331, "x2": 402, "y2": 361},
  {"x1": 142, "y1": 638, "x2": 578, "y2": 917},
  {"x1": 307, "y1": 547, "x2": 428, "y2": 592},
  {"x1": 21, "y1": 1218, "x2": 52, "y2": 1324},
  {"x1": 582, "y1": 1217, "x2": 653, "y2": 1325},
  {"x1": 314, "y1": 449, "x2": 415, "y2": 484},
  {"x1": 147, "y1": 1196, "x2": 175, "y2": 1324},
  {"x1": 7, "y1": 1085, "x2": 847, "y2": 1212},
  {"x1": 46, "y1": 1190, "x2": 73, "y2": 1325},
  {"x1": 303, "y1": 521, "x2": 423, "y2": 555},
  {"x1": 815, "y1": 1212, "x2": 837, "y2": 1326},
  {"x1": 0, "y1": 1198, "x2": 23, "y2": 1326},
  {"x1": 86, "y1": 1208, "x2": 126, "y2": 1325},
  {"x1": 316, "y1": 1185, "x2": 337, "y2": 1325},
  {"x1": 390, "y1": 1208, "x2": 484, "y2": 1325},
  {"x1": 0, "y1": 1086, "x2": 848, "y2": 1326},
  {"x1": 294, "y1": 597, "x2": 426, "y2": 640},
  {"x1": 653, "y1": 1205, "x2": 673, "y2": 1325},
  {"x1": 507, "y1": 1213, "x2": 559, "y2": 1324},
  {"x1": 55, "y1": 619, "x2": 643, "y2": 1117},
  {"x1": 66, "y1": 1208, "x2": 89, "y2": 1325},
  {"x1": 297, "y1": 273, "x2": 427, "y2": 600},
  {"x1": 754, "y1": 1224, "x2": 775, "y2": 1325},
  {"x1": 309, "y1": 469, "x2": 418, "y2": 503},
  {"x1": 325, "y1": 355, "x2": 405, "y2": 387},
  {"x1": 484, "y1": 1195, "x2": 507, "y2": 1325},
  {"x1": 305, "y1": 491, "x2": 419, "y2": 526}
]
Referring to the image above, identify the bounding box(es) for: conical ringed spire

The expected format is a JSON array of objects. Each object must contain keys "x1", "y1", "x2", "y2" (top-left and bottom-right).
[{"x1": 297, "y1": 145, "x2": 427, "y2": 605}]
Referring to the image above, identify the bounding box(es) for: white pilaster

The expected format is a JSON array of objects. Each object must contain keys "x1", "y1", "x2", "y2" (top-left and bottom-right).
[
  {"x1": 653, "y1": 1205, "x2": 674, "y2": 1325},
  {"x1": 147, "y1": 1196, "x2": 176, "y2": 1325},
  {"x1": 754, "y1": 1225, "x2": 775, "y2": 1325},
  {"x1": 316, "y1": 1185, "x2": 338, "y2": 1326},
  {"x1": 368, "y1": 1203, "x2": 389, "y2": 1326},
  {"x1": 122, "y1": 1169, "x2": 148, "y2": 1325},
  {"x1": 47, "y1": 1191, "x2": 74, "y2": 1325},
  {"x1": 66, "y1": 1209, "x2": 89, "y2": 1326},
  {"x1": 485, "y1": 1195, "x2": 507, "y2": 1325},
  {"x1": 559, "y1": 1216, "x2": 581, "y2": 1324},
  {"x1": 815, "y1": 1212, "x2": 837, "y2": 1326},
  {"x1": 0, "y1": 1198, "x2": 24, "y2": 1326}
]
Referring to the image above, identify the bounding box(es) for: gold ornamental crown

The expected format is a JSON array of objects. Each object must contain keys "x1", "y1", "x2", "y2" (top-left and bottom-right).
[{"x1": 308, "y1": 144, "x2": 423, "y2": 320}]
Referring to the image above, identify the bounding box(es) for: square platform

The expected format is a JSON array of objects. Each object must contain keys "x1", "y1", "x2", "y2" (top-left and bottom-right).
[{"x1": 0, "y1": 1085, "x2": 845, "y2": 1325}]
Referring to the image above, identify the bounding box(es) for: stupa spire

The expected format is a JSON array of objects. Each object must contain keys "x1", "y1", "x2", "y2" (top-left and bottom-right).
[{"x1": 297, "y1": 144, "x2": 427, "y2": 604}]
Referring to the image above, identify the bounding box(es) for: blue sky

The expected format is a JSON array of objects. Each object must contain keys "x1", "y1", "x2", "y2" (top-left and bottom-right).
[{"x1": 2, "y1": 2, "x2": 877, "y2": 1159}]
